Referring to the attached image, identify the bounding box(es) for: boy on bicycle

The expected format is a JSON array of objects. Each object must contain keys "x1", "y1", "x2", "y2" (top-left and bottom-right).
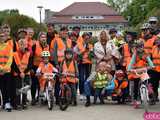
[
  {"x1": 36, "y1": 51, "x2": 58, "y2": 98},
  {"x1": 60, "y1": 48, "x2": 79, "y2": 106}
]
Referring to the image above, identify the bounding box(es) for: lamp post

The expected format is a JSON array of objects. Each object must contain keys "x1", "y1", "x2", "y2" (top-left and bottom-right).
[{"x1": 37, "y1": 6, "x2": 43, "y2": 26}]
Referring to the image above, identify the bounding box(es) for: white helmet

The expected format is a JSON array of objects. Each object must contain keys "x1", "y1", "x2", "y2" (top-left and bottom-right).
[
  {"x1": 141, "y1": 23, "x2": 152, "y2": 29},
  {"x1": 41, "y1": 51, "x2": 50, "y2": 57},
  {"x1": 148, "y1": 17, "x2": 158, "y2": 22}
]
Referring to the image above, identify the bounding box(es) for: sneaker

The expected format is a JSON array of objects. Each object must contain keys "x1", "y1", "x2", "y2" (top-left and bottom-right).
[
  {"x1": 85, "y1": 101, "x2": 90, "y2": 107},
  {"x1": 5, "y1": 103, "x2": 12, "y2": 112},
  {"x1": 133, "y1": 101, "x2": 140, "y2": 109},
  {"x1": 79, "y1": 95, "x2": 84, "y2": 101}
]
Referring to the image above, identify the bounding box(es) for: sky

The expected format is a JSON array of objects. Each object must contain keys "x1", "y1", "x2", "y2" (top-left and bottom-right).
[{"x1": 0, "y1": 0, "x2": 105, "y2": 22}]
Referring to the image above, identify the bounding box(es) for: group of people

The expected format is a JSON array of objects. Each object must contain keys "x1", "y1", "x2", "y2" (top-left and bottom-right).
[{"x1": 0, "y1": 16, "x2": 160, "y2": 112}]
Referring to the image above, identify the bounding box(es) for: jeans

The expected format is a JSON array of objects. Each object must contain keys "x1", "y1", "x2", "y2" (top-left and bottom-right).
[{"x1": 78, "y1": 63, "x2": 91, "y2": 95}]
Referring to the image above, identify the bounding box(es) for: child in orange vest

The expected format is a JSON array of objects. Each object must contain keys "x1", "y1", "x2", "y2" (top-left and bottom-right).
[
  {"x1": 36, "y1": 51, "x2": 58, "y2": 98},
  {"x1": 60, "y1": 48, "x2": 79, "y2": 106},
  {"x1": 12, "y1": 38, "x2": 32, "y2": 109},
  {"x1": 112, "y1": 70, "x2": 128, "y2": 104}
]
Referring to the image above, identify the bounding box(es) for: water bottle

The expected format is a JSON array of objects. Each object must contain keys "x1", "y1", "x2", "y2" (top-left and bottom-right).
[{"x1": 158, "y1": 81, "x2": 160, "y2": 101}]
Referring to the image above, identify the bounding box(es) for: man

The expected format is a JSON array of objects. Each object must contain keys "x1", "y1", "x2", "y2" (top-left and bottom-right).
[
  {"x1": 47, "y1": 23, "x2": 57, "y2": 47},
  {"x1": 148, "y1": 16, "x2": 160, "y2": 35}
]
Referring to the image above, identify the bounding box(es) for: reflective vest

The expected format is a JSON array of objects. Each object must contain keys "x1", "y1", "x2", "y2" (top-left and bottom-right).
[
  {"x1": 0, "y1": 40, "x2": 13, "y2": 73},
  {"x1": 77, "y1": 38, "x2": 93, "y2": 64},
  {"x1": 123, "y1": 44, "x2": 131, "y2": 67},
  {"x1": 38, "y1": 62, "x2": 54, "y2": 73},
  {"x1": 144, "y1": 35, "x2": 157, "y2": 55},
  {"x1": 62, "y1": 60, "x2": 78, "y2": 83},
  {"x1": 128, "y1": 55, "x2": 147, "y2": 80},
  {"x1": 56, "y1": 38, "x2": 72, "y2": 62},
  {"x1": 94, "y1": 73, "x2": 108, "y2": 88},
  {"x1": 13, "y1": 51, "x2": 30, "y2": 75},
  {"x1": 152, "y1": 46, "x2": 160, "y2": 72},
  {"x1": 33, "y1": 41, "x2": 49, "y2": 66},
  {"x1": 114, "y1": 79, "x2": 128, "y2": 90}
]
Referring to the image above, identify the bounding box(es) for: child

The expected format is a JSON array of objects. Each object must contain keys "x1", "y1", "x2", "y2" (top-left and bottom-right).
[
  {"x1": 36, "y1": 51, "x2": 58, "y2": 98},
  {"x1": 112, "y1": 70, "x2": 128, "y2": 104},
  {"x1": 12, "y1": 38, "x2": 32, "y2": 109},
  {"x1": 60, "y1": 48, "x2": 79, "y2": 106}
]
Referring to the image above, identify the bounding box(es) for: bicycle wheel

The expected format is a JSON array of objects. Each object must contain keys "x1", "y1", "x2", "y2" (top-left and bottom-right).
[
  {"x1": 59, "y1": 85, "x2": 71, "y2": 111},
  {"x1": 48, "y1": 90, "x2": 54, "y2": 110},
  {"x1": 141, "y1": 86, "x2": 149, "y2": 112}
]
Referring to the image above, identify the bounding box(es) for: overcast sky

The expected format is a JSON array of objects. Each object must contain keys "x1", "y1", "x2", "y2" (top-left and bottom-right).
[{"x1": 0, "y1": 0, "x2": 105, "y2": 22}]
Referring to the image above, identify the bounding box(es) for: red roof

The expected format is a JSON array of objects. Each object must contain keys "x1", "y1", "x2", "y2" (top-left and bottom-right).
[
  {"x1": 47, "y1": 2, "x2": 127, "y2": 24},
  {"x1": 55, "y1": 2, "x2": 118, "y2": 16}
]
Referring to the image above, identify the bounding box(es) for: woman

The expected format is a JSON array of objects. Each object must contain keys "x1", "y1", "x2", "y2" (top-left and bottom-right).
[{"x1": 94, "y1": 30, "x2": 121, "y2": 74}]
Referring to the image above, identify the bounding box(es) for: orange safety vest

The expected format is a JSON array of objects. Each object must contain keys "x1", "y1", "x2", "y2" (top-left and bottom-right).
[
  {"x1": 62, "y1": 60, "x2": 78, "y2": 83},
  {"x1": 56, "y1": 38, "x2": 72, "y2": 62},
  {"x1": 152, "y1": 46, "x2": 160, "y2": 72},
  {"x1": 13, "y1": 51, "x2": 30, "y2": 75},
  {"x1": 128, "y1": 56, "x2": 147, "y2": 80},
  {"x1": 77, "y1": 38, "x2": 93, "y2": 64},
  {"x1": 114, "y1": 79, "x2": 128, "y2": 90},
  {"x1": 0, "y1": 40, "x2": 13, "y2": 73},
  {"x1": 38, "y1": 62, "x2": 55, "y2": 91},
  {"x1": 123, "y1": 44, "x2": 131, "y2": 67},
  {"x1": 38, "y1": 62, "x2": 54, "y2": 73},
  {"x1": 144, "y1": 35, "x2": 157, "y2": 55},
  {"x1": 33, "y1": 41, "x2": 49, "y2": 66}
]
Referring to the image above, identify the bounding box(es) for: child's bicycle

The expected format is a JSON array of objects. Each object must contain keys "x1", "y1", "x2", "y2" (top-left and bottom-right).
[
  {"x1": 58, "y1": 72, "x2": 74, "y2": 111},
  {"x1": 129, "y1": 67, "x2": 153, "y2": 113},
  {"x1": 39, "y1": 73, "x2": 56, "y2": 110}
]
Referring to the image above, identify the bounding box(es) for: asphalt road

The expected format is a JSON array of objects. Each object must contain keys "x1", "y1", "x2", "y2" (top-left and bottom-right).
[{"x1": 0, "y1": 99, "x2": 160, "y2": 120}]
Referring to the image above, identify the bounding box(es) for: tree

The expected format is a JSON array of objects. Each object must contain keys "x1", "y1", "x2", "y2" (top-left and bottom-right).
[
  {"x1": 106, "y1": 0, "x2": 131, "y2": 13},
  {"x1": 0, "y1": 9, "x2": 46, "y2": 39}
]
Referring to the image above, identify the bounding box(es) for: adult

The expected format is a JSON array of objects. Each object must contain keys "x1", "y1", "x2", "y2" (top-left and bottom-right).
[
  {"x1": 148, "y1": 16, "x2": 160, "y2": 35},
  {"x1": 46, "y1": 23, "x2": 57, "y2": 47},
  {"x1": 31, "y1": 32, "x2": 49, "y2": 105},
  {"x1": 94, "y1": 30, "x2": 121, "y2": 74},
  {"x1": 76, "y1": 32, "x2": 94, "y2": 99}
]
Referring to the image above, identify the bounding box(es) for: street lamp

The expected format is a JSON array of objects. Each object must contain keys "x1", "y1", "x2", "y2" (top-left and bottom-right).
[{"x1": 37, "y1": 6, "x2": 43, "y2": 24}]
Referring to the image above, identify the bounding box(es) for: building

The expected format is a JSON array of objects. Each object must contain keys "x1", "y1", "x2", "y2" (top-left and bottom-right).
[{"x1": 45, "y1": 2, "x2": 128, "y2": 36}]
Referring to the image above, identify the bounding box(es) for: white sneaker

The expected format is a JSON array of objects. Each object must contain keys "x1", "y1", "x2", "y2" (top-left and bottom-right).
[
  {"x1": 79, "y1": 95, "x2": 84, "y2": 101},
  {"x1": 5, "y1": 103, "x2": 12, "y2": 111}
]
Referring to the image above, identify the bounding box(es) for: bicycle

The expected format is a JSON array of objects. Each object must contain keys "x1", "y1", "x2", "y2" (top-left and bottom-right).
[
  {"x1": 58, "y1": 72, "x2": 76, "y2": 111},
  {"x1": 129, "y1": 67, "x2": 153, "y2": 112},
  {"x1": 39, "y1": 73, "x2": 56, "y2": 110}
]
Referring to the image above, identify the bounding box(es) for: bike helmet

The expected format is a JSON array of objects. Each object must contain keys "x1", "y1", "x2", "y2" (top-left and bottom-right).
[
  {"x1": 148, "y1": 16, "x2": 158, "y2": 22},
  {"x1": 141, "y1": 23, "x2": 152, "y2": 30},
  {"x1": 115, "y1": 70, "x2": 125, "y2": 77},
  {"x1": 41, "y1": 51, "x2": 50, "y2": 57}
]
